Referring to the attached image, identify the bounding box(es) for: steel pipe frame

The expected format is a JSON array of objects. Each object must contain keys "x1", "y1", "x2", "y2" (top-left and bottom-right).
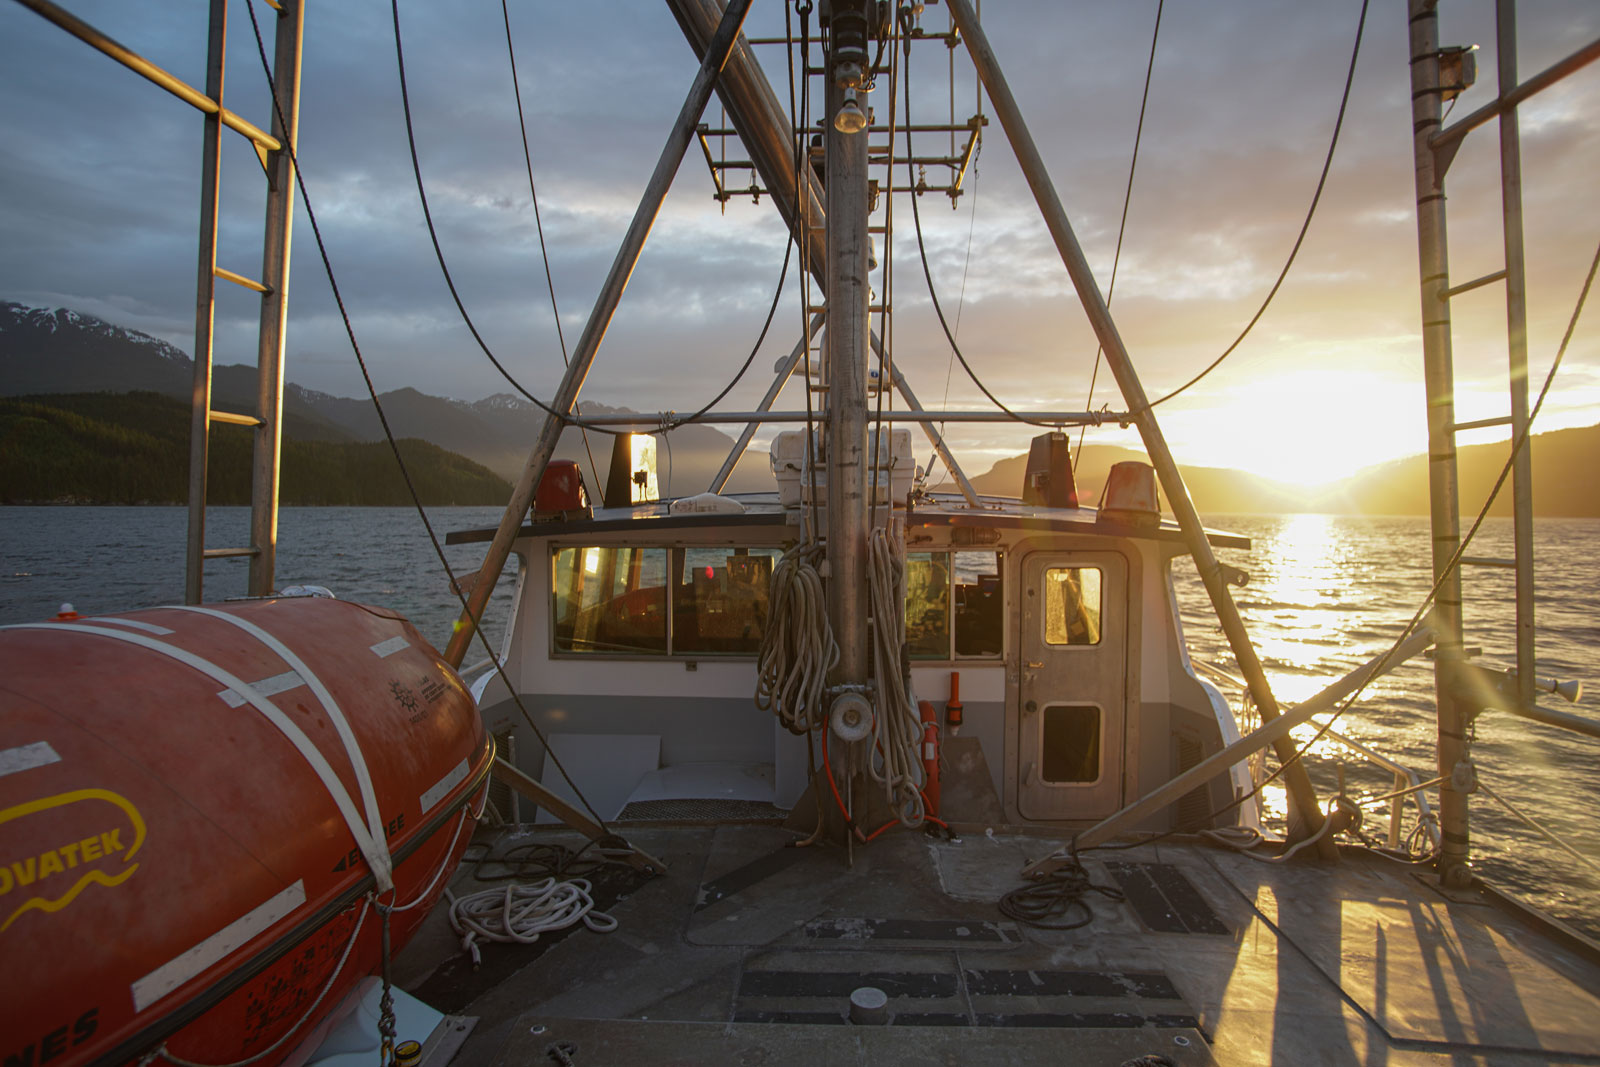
[
  {"x1": 945, "y1": 0, "x2": 1330, "y2": 851},
  {"x1": 186, "y1": 0, "x2": 229, "y2": 604},
  {"x1": 1495, "y1": 0, "x2": 1537, "y2": 717},
  {"x1": 1408, "y1": 0, "x2": 1473, "y2": 888},
  {"x1": 248, "y1": 0, "x2": 305, "y2": 597},
  {"x1": 16, "y1": 0, "x2": 282, "y2": 151},
  {"x1": 708, "y1": 313, "x2": 826, "y2": 494},
  {"x1": 567, "y1": 409, "x2": 1121, "y2": 428},
  {"x1": 443, "y1": 0, "x2": 754, "y2": 667}
]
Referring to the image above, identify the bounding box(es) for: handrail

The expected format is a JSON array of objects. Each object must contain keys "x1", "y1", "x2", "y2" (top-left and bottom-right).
[{"x1": 1194, "y1": 658, "x2": 1441, "y2": 852}]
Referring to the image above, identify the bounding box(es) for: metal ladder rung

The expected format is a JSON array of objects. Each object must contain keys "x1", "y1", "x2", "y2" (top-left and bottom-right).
[
  {"x1": 1462, "y1": 556, "x2": 1516, "y2": 568},
  {"x1": 214, "y1": 266, "x2": 271, "y2": 294},
  {"x1": 202, "y1": 546, "x2": 260, "y2": 560},
  {"x1": 1449, "y1": 415, "x2": 1513, "y2": 433},
  {"x1": 1441, "y1": 269, "x2": 1507, "y2": 300},
  {"x1": 210, "y1": 409, "x2": 265, "y2": 428}
]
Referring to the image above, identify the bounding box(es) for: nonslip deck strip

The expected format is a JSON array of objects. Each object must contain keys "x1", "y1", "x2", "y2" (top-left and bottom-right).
[
  {"x1": 965, "y1": 969, "x2": 1183, "y2": 1000},
  {"x1": 1105, "y1": 861, "x2": 1228, "y2": 935},
  {"x1": 694, "y1": 845, "x2": 808, "y2": 911}
]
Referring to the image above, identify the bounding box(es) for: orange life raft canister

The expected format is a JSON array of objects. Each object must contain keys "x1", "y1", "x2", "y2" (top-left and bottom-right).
[{"x1": 0, "y1": 596, "x2": 492, "y2": 1067}]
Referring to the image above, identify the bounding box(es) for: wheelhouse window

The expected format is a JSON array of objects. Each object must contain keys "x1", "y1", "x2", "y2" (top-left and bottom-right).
[
  {"x1": 552, "y1": 546, "x2": 667, "y2": 655},
  {"x1": 905, "y1": 550, "x2": 1003, "y2": 660},
  {"x1": 672, "y1": 547, "x2": 783, "y2": 655},
  {"x1": 1044, "y1": 565, "x2": 1101, "y2": 646}
]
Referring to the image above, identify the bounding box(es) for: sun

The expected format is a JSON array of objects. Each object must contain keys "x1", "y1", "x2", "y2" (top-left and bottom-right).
[{"x1": 1164, "y1": 369, "x2": 1426, "y2": 486}]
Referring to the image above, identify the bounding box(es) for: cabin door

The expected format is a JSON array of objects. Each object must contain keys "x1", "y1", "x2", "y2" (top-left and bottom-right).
[{"x1": 1017, "y1": 550, "x2": 1128, "y2": 821}]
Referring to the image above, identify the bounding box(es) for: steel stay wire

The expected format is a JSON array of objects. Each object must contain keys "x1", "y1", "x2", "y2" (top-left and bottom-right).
[
  {"x1": 499, "y1": 0, "x2": 601, "y2": 490},
  {"x1": 392, "y1": 0, "x2": 794, "y2": 442},
  {"x1": 245, "y1": 0, "x2": 613, "y2": 835},
  {"x1": 1076, "y1": 0, "x2": 1163, "y2": 471},
  {"x1": 900, "y1": 7, "x2": 1078, "y2": 431},
  {"x1": 1143, "y1": 0, "x2": 1370, "y2": 412},
  {"x1": 1072, "y1": 230, "x2": 1599, "y2": 862}
]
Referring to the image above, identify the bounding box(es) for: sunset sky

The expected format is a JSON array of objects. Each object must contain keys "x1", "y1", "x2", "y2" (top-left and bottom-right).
[{"x1": 2, "y1": 0, "x2": 1596, "y2": 486}]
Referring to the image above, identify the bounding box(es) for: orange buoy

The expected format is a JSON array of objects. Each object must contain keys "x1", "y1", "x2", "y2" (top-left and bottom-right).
[{"x1": 0, "y1": 596, "x2": 492, "y2": 1067}]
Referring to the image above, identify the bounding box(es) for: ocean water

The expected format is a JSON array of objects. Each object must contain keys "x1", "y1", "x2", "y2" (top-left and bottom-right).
[{"x1": 2, "y1": 506, "x2": 1595, "y2": 935}]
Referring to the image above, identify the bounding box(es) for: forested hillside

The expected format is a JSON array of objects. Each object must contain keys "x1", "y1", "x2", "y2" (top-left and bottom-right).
[{"x1": 1, "y1": 393, "x2": 512, "y2": 506}]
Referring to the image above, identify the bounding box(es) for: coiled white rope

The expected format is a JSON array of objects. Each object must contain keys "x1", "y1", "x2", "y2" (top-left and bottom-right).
[
  {"x1": 755, "y1": 542, "x2": 839, "y2": 734},
  {"x1": 445, "y1": 877, "x2": 617, "y2": 967},
  {"x1": 867, "y1": 524, "x2": 924, "y2": 827}
]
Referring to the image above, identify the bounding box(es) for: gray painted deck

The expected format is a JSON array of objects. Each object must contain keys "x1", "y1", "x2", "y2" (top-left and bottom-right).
[{"x1": 394, "y1": 824, "x2": 1600, "y2": 1065}]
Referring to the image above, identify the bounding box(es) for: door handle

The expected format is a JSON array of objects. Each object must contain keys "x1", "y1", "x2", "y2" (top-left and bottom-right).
[{"x1": 1026, "y1": 661, "x2": 1043, "y2": 669}]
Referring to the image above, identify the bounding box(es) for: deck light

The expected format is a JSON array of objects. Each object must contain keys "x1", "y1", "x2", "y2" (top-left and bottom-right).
[{"x1": 835, "y1": 89, "x2": 868, "y2": 134}]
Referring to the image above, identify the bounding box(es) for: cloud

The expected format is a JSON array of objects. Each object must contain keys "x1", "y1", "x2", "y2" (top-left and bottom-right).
[{"x1": 2, "y1": 0, "x2": 1595, "y2": 481}]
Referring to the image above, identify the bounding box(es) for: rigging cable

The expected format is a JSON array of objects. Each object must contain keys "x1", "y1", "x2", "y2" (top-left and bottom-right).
[
  {"x1": 1075, "y1": 0, "x2": 1163, "y2": 471},
  {"x1": 392, "y1": 0, "x2": 790, "y2": 442},
  {"x1": 1078, "y1": 231, "x2": 1600, "y2": 857},
  {"x1": 245, "y1": 0, "x2": 615, "y2": 835},
  {"x1": 498, "y1": 0, "x2": 601, "y2": 489},
  {"x1": 899, "y1": 6, "x2": 1069, "y2": 430},
  {"x1": 1145, "y1": 0, "x2": 1370, "y2": 411},
  {"x1": 389, "y1": 0, "x2": 621, "y2": 435}
]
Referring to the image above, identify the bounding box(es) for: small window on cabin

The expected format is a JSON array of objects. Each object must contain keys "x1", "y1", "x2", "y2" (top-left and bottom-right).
[
  {"x1": 1044, "y1": 566, "x2": 1101, "y2": 646},
  {"x1": 1041, "y1": 704, "x2": 1101, "y2": 783},
  {"x1": 551, "y1": 546, "x2": 668, "y2": 655},
  {"x1": 905, "y1": 553, "x2": 951, "y2": 659},
  {"x1": 671, "y1": 547, "x2": 783, "y2": 655},
  {"x1": 953, "y1": 551, "x2": 1003, "y2": 656},
  {"x1": 905, "y1": 550, "x2": 1003, "y2": 659}
]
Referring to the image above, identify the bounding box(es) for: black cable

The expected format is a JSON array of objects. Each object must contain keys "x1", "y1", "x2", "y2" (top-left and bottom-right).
[
  {"x1": 499, "y1": 0, "x2": 602, "y2": 489},
  {"x1": 1080, "y1": 232, "x2": 1600, "y2": 856},
  {"x1": 900, "y1": 9, "x2": 1067, "y2": 430},
  {"x1": 246, "y1": 0, "x2": 614, "y2": 833},
  {"x1": 388, "y1": 0, "x2": 625, "y2": 436},
  {"x1": 1146, "y1": 0, "x2": 1369, "y2": 411},
  {"x1": 1076, "y1": 0, "x2": 1163, "y2": 470},
  {"x1": 397, "y1": 0, "x2": 790, "y2": 447},
  {"x1": 998, "y1": 859, "x2": 1125, "y2": 930}
]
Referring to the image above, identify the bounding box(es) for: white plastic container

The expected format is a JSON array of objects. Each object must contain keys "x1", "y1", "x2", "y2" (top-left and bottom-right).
[{"x1": 769, "y1": 427, "x2": 916, "y2": 509}]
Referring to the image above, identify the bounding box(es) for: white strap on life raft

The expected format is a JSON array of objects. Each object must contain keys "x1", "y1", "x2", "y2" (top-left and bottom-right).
[
  {"x1": 4, "y1": 621, "x2": 395, "y2": 893},
  {"x1": 169, "y1": 607, "x2": 394, "y2": 893}
]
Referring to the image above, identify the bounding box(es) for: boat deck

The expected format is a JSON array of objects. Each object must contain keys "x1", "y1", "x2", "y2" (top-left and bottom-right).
[{"x1": 393, "y1": 823, "x2": 1600, "y2": 1065}]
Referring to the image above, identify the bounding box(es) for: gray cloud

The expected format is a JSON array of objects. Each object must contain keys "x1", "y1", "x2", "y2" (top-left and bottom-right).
[{"x1": 2, "y1": 0, "x2": 1595, "y2": 477}]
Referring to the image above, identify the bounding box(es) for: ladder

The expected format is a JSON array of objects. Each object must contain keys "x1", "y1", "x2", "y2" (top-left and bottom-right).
[
  {"x1": 186, "y1": 0, "x2": 306, "y2": 602},
  {"x1": 19, "y1": 0, "x2": 306, "y2": 602},
  {"x1": 1406, "y1": 0, "x2": 1600, "y2": 885}
]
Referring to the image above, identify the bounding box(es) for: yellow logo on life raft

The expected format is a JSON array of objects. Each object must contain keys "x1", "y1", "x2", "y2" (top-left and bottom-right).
[{"x1": 0, "y1": 789, "x2": 145, "y2": 932}]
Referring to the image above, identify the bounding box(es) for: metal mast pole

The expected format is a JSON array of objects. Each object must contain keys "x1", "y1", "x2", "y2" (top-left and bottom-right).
[
  {"x1": 947, "y1": 0, "x2": 1328, "y2": 849},
  {"x1": 444, "y1": 0, "x2": 753, "y2": 666},
  {"x1": 823, "y1": 1, "x2": 873, "y2": 690},
  {"x1": 1407, "y1": 0, "x2": 1471, "y2": 886},
  {"x1": 248, "y1": 0, "x2": 305, "y2": 596},
  {"x1": 186, "y1": 0, "x2": 227, "y2": 604},
  {"x1": 1496, "y1": 0, "x2": 1536, "y2": 715}
]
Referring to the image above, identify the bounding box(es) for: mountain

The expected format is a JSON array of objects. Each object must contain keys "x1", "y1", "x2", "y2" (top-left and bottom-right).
[
  {"x1": 0, "y1": 301, "x2": 775, "y2": 495},
  {"x1": 946, "y1": 424, "x2": 1600, "y2": 518},
  {"x1": 0, "y1": 392, "x2": 511, "y2": 506}
]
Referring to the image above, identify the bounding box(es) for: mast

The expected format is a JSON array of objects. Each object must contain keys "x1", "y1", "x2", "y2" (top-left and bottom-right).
[{"x1": 822, "y1": 0, "x2": 874, "y2": 693}]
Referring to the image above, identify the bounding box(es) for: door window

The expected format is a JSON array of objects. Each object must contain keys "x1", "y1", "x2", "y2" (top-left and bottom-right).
[{"x1": 1043, "y1": 566, "x2": 1101, "y2": 646}]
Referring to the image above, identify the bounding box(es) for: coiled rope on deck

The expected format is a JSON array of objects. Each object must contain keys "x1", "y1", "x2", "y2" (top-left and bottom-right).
[{"x1": 445, "y1": 877, "x2": 617, "y2": 967}]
